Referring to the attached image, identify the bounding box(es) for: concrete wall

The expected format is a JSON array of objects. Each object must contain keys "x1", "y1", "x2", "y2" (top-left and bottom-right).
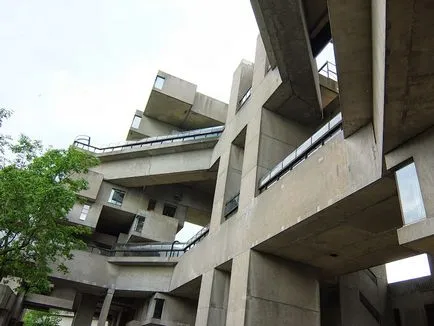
[
  {"x1": 144, "y1": 293, "x2": 197, "y2": 326},
  {"x1": 128, "y1": 113, "x2": 182, "y2": 140},
  {"x1": 130, "y1": 211, "x2": 178, "y2": 243},
  {"x1": 192, "y1": 92, "x2": 227, "y2": 125},
  {"x1": 78, "y1": 170, "x2": 104, "y2": 201}
]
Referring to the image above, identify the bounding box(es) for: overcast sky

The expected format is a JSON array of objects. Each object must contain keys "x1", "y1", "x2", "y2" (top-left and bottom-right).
[{"x1": 0, "y1": 0, "x2": 428, "y2": 283}]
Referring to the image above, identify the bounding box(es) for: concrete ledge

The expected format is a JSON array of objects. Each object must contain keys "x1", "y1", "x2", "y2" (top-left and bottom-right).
[
  {"x1": 108, "y1": 256, "x2": 179, "y2": 266},
  {"x1": 24, "y1": 293, "x2": 74, "y2": 311},
  {"x1": 397, "y1": 217, "x2": 434, "y2": 254}
]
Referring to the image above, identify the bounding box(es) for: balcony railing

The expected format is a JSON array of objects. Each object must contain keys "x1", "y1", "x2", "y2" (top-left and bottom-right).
[
  {"x1": 73, "y1": 125, "x2": 224, "y2": 154},
  {"x1": 258, "y1": 113, "x2": 343, "y2": 192},
  {"x1": 224, "y1": 193, "x2": 240, "y2": 218},
  {"x1": 86, "y1": 224, "x2": 210, "y2": 258},
  {"x1": 318, "y1": 61, "x2": 337, "y2": 81}
]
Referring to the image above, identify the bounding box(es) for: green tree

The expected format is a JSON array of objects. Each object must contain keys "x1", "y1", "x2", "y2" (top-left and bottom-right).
[
  {"x1": 0, "y1": 108, "x2": 99, "y2": 292},
  {"x1": 23, "y1": 310, "x2": 61, "y2": 326}
]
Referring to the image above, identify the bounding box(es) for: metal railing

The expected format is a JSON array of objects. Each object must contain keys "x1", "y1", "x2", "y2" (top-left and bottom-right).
[
  {"x1": 258, "y1": 113, "x2": 343, "y2": 192},
  {"x1": 224, "y1": 193, "x2": 240, "y2": 218},
  {"x1": 86, "y1": 224, "x2": 210, "y2": 258},
  {"x1": 318, "y1": 61, "x2": 337, "y2": 81},
  {"x1": 73, "y1": 125, "x2": 224, "y2": 154}
]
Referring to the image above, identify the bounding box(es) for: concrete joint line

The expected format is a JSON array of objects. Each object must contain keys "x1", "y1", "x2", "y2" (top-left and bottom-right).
[{"x1": 248, "y1": 294, "x2": 319, "y2": 313}]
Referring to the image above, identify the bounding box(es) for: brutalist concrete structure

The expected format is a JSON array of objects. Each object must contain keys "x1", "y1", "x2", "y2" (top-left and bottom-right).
[{"x1": 3, "y1": 0, "x2": 434, "y2": 325}]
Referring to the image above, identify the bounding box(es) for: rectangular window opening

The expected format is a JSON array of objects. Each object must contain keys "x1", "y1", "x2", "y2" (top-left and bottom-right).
[
  {"x1": 153, "y1": 298, "x2": 164, "y2": 319},
  {"x1": 79, "y1": 204, "x2": 90, "y2": 221},
  {"x1": 154, "y1": 75, "x2": 165, "y2": 90},
  {"x1": 395, "y1": 162, "x2": 426, "y2": 224},
  {"x1": 131, "y1": 115, "x2": 141, "y2": 129},
  {"x1": 237, "y1": 87, "x2": 252, "y2": 111},
  {"x1": 135, "y1": 216, "x2": 145, "y2": 233},
  {"x1": 147, "y1": 199, "x2": 157, "y2": 211},
  {"x1": 163, "y1": 204, "x2": 177, "y2": 217},
  {"x1": 108, "y1": 189, "x2": 126, "y2": 207}
]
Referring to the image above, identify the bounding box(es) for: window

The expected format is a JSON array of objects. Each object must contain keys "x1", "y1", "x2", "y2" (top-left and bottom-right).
[
  {"x1": 108, "y1": 189, "x2": 126, "y2": 206},
  {"x1": 79, "y1": 204, "x2": 90, "y2": 221},
  {"x1": 131, "y1": 115, "x2": 141, "y2": 129},
  {"x1": 395, "y1": 162, "x2": 426, "y2": 224},
  {"x1": 134, "y1": 216, "x2": 145, "y2": 232},
  {"x1": 162, "y1": 204, "x2": 177, "y2": 217},
  {"x1": 237, "y1": 87, "x2": 251, "y2": 111},
  {"x1": 154, "y1": 75, "x2": 165, "y2": 90},
  {"x1": 153, "y1": 298, "x2": 164, "y2": 319},
  {"x1": 147, "y1": 199, "x2": 157, "y2": 211}
]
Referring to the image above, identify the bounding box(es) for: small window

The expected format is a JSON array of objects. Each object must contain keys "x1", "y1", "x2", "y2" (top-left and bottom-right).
[
  {"x1": 79, "y1": 204, "x2": 90, "y2": 221},
  {"x1": 154, "y1": 76, "x2": 165, "y2": 90},
  {"x1": 147, "y1": 199, "x2": 157, "y2": 211},
  {"x1": 131, "y1": 115, "x2": 141, "y2": 129},
  {"x1": 237, "y1": 87, "x2": 251, "y2": 111},
  {"x1": 395, "y1": 162, "x2": 426, "y2": 224},
  {"x1": 162, "y1": 204, "x2": 177, "y2": 217},
  {"x1": 135, "y1": 216, "x2": 145, "y2": 232},
  {"x1": 153, "y1": 298, "x2": 164, "y2": 319},
  {"x1": 108, "y1": 189, "x2": 126, "y2": 206}
]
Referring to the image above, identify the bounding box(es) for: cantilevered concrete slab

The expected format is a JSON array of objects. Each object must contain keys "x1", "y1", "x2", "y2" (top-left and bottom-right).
[
  {"x1": 144, "y1": 71, "x2": 228, "y2": 130},
  {"x1": 328, "y1": 0, "x2": 373, "y2": 138},
  {"x1": 251, "y1": 0, "x2": 323, "y2": 125},
  {"x1": 383, "y1": 0, "x2": 434, "y2": 153}
]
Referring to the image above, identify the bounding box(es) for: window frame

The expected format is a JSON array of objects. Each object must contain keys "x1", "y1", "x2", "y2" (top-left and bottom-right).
[
  {"x1": 153, "y1": 298, "x2": 165, "y2": 319},
  {"x1": 108, "y1": 189, "x2": 126, "y2": 207},
  {"x1": 154, "y1": 75, "x2": 165, "y2": 90},
  {"x1": 237, "y1": 87, "x2": 252, "y2": 111},
  {"x1": 162, "y1": 203, "x2": 177, "y2": 217},
  {"x1": 131, "y1": 115, "x2": 142, "y2": 129},
  {"x1": 147, "y1": 199, "x2": 157, "y2": 211},
  {"x1": 79, "y1": 204, "x2": 90, "y2": 221}
]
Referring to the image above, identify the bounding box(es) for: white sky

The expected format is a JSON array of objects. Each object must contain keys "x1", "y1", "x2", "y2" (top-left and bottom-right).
[{"x1": 0, "y1": 1, "x2": 429, "y2": 284}]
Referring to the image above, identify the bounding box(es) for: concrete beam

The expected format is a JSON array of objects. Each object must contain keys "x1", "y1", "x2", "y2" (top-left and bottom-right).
[
  {"x1": 251, "y1": 0, "x2": 322, "y2": 125},
  {"x1": 328, "y1": 0, "x2": 373, "y2": 137}
]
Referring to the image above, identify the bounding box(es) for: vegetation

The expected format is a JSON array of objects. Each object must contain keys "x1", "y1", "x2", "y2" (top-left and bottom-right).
[
  {"x1": 0, "y1": 108, "x2": 99, "y2": 293},
  {"x1": 23, "y1": 310, "x2": 61, "y2": 326}
]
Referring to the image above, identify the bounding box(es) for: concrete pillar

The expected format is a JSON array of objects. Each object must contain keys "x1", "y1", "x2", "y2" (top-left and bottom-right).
[
  {"x1": 72, "y1": 294, "x2": 99, "y2": 326},
  {"x1": 98, "y1": 289, "x2": 114, "y2": 326},
  {"x1": 226, "y1": 250, "x2": 320, "y2": 326},
  {"x1": 196, "y1": 269, "x2": 231, "y2": 326}
]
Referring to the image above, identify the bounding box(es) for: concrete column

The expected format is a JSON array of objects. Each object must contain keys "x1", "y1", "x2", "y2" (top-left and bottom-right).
[
  {"x1": 196, "y1": 269, "x2": 231, "y2": 326},
  {"x1": 98, "y1": 289, "x2": 114, "y2": 326},
  {"x1": 226, "y1": 250, "x2": 320, "y2": 326},
  {"x1": 72, "y1": 294, "x2": 99, "y2": 326}
]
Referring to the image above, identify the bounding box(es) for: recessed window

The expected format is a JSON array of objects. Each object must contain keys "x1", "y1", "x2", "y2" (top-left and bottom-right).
[
  {"x1": 131, "y1": 115, "x2": 141, "y2": 129},
  {"x1": 153, "y1": 298, "x2": 164, "y2": 319},
  {"x1": 135, "y1": 216, "x2": 145, "y2": 232},
  {"x1": 162, "y1": 204, "x2": 177, "y2": 217},
  {"x1": 237, "y1": 87, "x2": 251, "y2": 111},
  {"x1": 79, "y1": 204, "x2": 90, "y2": 221},
  {"x1": 108, "y1": 189, "x2": 126, "y2": 207},
  {"x1": 154, "y1": 76, "x2": 165, "y2": 90},
  {"x1": 395, "y1": 162, "x2": 426, "y2": 224},
  {"x1": 147, "y1": 199, "x2": 157, "y2": 211}
]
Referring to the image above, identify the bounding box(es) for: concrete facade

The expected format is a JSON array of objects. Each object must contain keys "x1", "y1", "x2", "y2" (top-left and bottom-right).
[{"x1": 6, "y1": 0, "x2": 434, "y2": 325}]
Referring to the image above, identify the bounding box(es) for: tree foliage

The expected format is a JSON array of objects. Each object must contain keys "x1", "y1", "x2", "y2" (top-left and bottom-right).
[
  {"x1": 23, "y1": 310, "x2": 61, "y2": 326},
  {"x1": 0, "y1": 108, "x2": 99, "y2": 292}
]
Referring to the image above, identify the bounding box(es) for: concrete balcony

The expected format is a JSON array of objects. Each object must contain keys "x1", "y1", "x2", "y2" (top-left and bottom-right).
[
  {"x1": 128, "y1": 211, "x2": 179, "y2": 243},
  {"x1": 144, "y1": 71, "x2": 227, "y2": 130}
]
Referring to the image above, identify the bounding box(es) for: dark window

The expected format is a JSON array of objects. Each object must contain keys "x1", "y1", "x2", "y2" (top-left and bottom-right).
[
  {"x1": 147, "y1": 199, "x2": 157, "y2": 211},
  {"x1": 153, "y1": 298, "x2": 164, "y2": 319},
  {"x1": 426, "y1": 304, "x2": 434, "y2": 325},
  {"x1": 162, "y1": 204, "x2": 177, "y2": 217},
  {"x1": 108, "y1": 189, "x2": 126, "y2": 206},
  {"x1": 134, "y1": 216, "x2": 145, "y2": 232},
  {"x1": 394, "y1": 309, "x2": 402, "y2": 326}
]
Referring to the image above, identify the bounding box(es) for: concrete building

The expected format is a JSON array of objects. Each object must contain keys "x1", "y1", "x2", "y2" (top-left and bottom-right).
[{"x1": 3, "y1": 0, "x2": 434, "y2": 325}]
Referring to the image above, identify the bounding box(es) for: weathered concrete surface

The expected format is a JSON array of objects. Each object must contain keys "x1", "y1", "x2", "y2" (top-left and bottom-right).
[
  {"x1": 328, "y1": 0, "x2": 373, "y2": 137},
  {"x1": 144, "y1": 71, "x2": 227, "y2": 130},
  {"x1": 72, "y1": 294, "x2": 99, "y2": 326},
  {"x1": 195, "y1": 269, "x2": 230, "y2": 326},
  {"x1": 383, "y1": 0, "x2": 434, "y2": 153},
  {"x1": 251, "y1": 0, "x2": 322, "y2": 125}
]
